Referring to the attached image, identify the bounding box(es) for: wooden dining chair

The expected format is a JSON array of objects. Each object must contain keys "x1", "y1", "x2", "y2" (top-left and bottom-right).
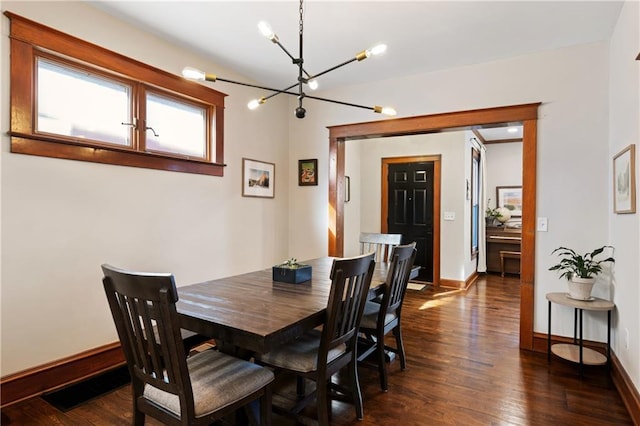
[
  {"x1": 101, "y1": 264, "x2": 274, "y2": 426},
  {"x1": 359, "y1": 232, "x2": 403, "y2": 263},
  {"x1": 256, "y1": 253, "x2": 376, "y2": 426},
  {"x1": 357, "y1": 242, "x2": 417, "y2": 391}
]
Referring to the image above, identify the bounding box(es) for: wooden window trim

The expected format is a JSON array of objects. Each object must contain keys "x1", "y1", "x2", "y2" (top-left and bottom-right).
[{"x1": 5, "y1": 11, "x2": 226, "y2": 176}]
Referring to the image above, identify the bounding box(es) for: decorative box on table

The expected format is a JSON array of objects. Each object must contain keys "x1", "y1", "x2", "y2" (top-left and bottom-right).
[{"x1": 272, "y1": 259, "x2": 312, "y2": 284}]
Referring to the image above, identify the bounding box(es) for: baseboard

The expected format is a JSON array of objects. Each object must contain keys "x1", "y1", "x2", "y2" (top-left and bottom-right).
[
  {"x1": 533, "y1": 332, "x2": 640, "y2": 425},
  {"x1": 0, "y1": 342, "x2": 125, "y2": 408},
  {"x1": 611, "y1": 351, "x2": 640, "y2": 425},
  {"x1": 440, "y1": 271, "x2": 479, "y2": 290}
]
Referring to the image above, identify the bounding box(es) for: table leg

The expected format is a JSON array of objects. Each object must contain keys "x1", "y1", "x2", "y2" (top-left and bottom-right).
[
  {"x1": 579, "y1": 309, "x2": 584, "y2": 378},
  {"x1": 547, "y1": 300, "x2": 552, "y2": 362},
  {"x1": 573, "y1": 308, "x2": 578, "y2": 343},
  {"x1": 607, "y1": 310, "x2": 611, "y2": 371}
]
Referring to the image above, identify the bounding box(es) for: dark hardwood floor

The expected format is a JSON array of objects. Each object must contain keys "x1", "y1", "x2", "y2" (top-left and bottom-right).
[{"x1": 1, "y1": 274, "x2": 633, "y2": 425}]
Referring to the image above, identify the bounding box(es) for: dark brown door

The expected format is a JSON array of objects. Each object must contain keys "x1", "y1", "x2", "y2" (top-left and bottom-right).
[{"x1": 387, "y1": 162, "x2": 434, "y2": 282}]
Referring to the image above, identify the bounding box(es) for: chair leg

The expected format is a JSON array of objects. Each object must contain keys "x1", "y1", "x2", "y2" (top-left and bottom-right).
[
  {"x1": 133, "y1": 409, "x2": 145, "y2": 426},
  {"x1": 296, "y1": 376, "x2": 306, "y2": 398},
  {"x1": 349, "y1": 359, "x2": 364, "y2": 420},
  {"x1": 316, "y1": 378, "x2": 330, "y2": 426},
  {"x1": 260, "y1": 387, "x2": 272, "y2": 426},
  {"x1": 132, "y1": 381, "x2": 145, "y2": 426},
  {"x1": 393, "y1": 325, "x2": 407, "y2": 370},
  {"x1": 376, "y1": 332, "x2": 389, "y2": 392}
]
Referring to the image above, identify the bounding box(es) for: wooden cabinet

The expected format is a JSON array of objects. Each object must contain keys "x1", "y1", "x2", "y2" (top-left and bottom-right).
[{"x1": 486, "y1": 226, "x2": 521, "y2": 275}]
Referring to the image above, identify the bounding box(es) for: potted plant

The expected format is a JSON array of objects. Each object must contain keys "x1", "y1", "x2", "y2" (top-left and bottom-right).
[
  {"x1": 548, "y1": 246, "x2": 615, "y2": 300},
  {"x1": 272, "y1": 258, "x2": 312, "y2": 284}
]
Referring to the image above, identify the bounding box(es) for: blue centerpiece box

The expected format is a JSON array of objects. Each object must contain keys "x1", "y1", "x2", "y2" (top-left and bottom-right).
[{"x1": 272, "y1": 262, "x2": 312, "y2": 284}]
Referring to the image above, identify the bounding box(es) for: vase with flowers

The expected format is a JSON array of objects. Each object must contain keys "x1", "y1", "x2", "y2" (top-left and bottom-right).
[{"x1": 485, "y1": 199, "x2": 503, "y2": 226}]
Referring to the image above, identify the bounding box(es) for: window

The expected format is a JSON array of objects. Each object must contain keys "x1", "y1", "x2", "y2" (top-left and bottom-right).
[
  {"x1": 471, "y1": 147, "x2": 481, "y2": 258},
  {"x1": 36, "y1": 57, "x2": 133, "y2": 147},
  {"x1": 144, "y1": 91, "x2": 209, "y2": 159},
  {"x1": 7, "y1": 12, "x2": 225, "y2": 176}
]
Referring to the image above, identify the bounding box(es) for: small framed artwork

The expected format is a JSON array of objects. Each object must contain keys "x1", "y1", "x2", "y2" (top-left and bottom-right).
[
  {"x1": 242, "y1": 158, "x2": 275, "y2": 198},
  {"x1": 613, "y1": 144, "x2": 636, "y2": 214},
  {"x1": 496, "y1": 185, "x2": 523, "y2": 217},
  {"x1": 298, "y1": 158, "x2": 318, "y2": 186}
]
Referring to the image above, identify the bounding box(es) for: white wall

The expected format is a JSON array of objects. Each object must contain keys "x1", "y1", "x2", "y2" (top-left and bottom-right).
[
  {"x1": 485, "y1": 142, "x2": 523, "y2": 213},
  {"x1": 287, "y1": 41, "x2": 619, "y2": 352},
  {"x1": 0, "y1": 1, "x2": 290, "y2": 375},
  {"x1": 608, "y1": 0, "x2": 639, "y2": 392},
  {"x1": 344, "y1": 132, "x2": 470, "y2": 281}
]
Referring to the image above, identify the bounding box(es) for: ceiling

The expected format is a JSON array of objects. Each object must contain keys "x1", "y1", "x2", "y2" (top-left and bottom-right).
[
  {"x1": 87, "y1": 1, "x2": 623, "y2": 141},
  {"x1": 88, "y1": 1, "x2": 623, "y2": 91}
]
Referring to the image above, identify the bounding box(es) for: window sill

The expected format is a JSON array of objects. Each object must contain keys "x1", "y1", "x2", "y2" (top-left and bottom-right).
[{"x1": 10, "y1": 135, "x2": 226, "y2": 176}]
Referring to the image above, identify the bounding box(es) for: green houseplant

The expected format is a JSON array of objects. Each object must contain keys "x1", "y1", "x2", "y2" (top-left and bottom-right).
[{"x1": 548, "y1": 246, "x2": 615, "y2": 300}]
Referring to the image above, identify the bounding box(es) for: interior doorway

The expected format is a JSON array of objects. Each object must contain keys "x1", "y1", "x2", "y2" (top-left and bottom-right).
[{"x1": 327, "y1": 103, "x2": 539, "y2": 350}]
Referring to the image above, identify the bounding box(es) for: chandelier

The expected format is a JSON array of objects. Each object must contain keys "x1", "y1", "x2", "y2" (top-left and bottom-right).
[{"x1": 182, "y1": 0, "x2": 396, "y2": 119}]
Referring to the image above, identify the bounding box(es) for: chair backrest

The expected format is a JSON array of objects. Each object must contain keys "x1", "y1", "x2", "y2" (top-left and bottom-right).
[
  {"x1": 359, "y1": 232, "x2": 403, "y2": 263},
  {"x1": 101, "y1": 264, "x2": 195, "y2": 416},
  {"x1": 380, "y1": 243, "x2": 417, "y2": 320},
  {"x1": 319, "y1": 253, "x2": 376, "y2": 363}
]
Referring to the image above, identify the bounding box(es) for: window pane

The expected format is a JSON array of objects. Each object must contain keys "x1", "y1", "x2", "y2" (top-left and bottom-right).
[
  {"x1": 145, "y1": 93, "x2": 207, "y2": 159},
  {"x1": 37, "y1": 58, "x2": 131, "y2": 146}
]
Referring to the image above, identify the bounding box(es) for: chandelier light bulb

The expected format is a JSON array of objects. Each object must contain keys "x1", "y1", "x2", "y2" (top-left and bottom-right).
[
  {"x1": 182, "y1": 67, "x2": 205, "y2": 81},
  {"x1": 374, "y1": 105, "x2": 397, "y2": 116},
  {"x1": 307, "y1": 79, "x2": 319, "y2": 90},
  {"x1": 258, "y1": 21, "x2": 277, "y2": 41},
  {"x1": 248, "y1": 98, "x2": 266, "y2": 110},
  {"x1": 366, "y1": 44, "x2": 387, "y2": 58},
  {"x1": 381, "y1": 106, "x2": 396, "y2": 116}
]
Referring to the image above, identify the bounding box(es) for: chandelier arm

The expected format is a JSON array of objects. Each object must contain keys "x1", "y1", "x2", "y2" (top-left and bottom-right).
[
  {"x1": 262, "y1": 83, "x2": 300, "y2": 101},
  {"x1": 303, "y1": 94, "x2": 375, "y2": 111},
  {"x1": 308, "y1": 57, "x2": 358, "y2": 80},
  {"x1": 269, "y1": 39, "x2": 314, "y2": 80},
  {"x1": 215, "y1": 77, "x2": 300, "y2": 95}
]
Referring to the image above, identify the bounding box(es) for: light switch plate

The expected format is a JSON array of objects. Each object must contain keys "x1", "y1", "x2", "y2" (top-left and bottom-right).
[
  {"x1": 537, "y1": 217, "x2": 548, "y2": 232},
  {"x1": 444, "y1": 211, "x2": 455, "y2": 221}
]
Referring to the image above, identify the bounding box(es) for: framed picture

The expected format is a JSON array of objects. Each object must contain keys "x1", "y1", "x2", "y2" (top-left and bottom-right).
[
  {"x1": 242, "y1": 158, "x2": 275, "y2": 198},
  {"x1": 298, "y1": 158, "x2": 318, "y2": 186},
  {"x1": 496, "y1": 186, "x2": 523, "y2": 217},
  {"x1": 613, "y1": 144, "x2": 636, "y2": 214}
]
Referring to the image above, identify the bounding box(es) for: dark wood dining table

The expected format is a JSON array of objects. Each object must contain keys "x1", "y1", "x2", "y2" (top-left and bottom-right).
[{"x1": 176, "y1": 257, "x2": 395, "y2": 354}]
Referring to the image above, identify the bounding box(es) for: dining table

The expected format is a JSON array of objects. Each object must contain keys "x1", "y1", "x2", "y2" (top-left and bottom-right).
[{"x1": 176, "y1": 256, "x2": 401, "y2": 355}]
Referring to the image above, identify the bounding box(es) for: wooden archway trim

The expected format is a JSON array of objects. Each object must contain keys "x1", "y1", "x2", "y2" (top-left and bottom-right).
[{"x1": 327, "y1": 103, "x2": 539, "y2": 350}]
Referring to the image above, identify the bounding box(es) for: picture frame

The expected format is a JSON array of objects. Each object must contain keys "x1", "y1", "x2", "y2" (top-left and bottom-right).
[
  {"x1": 496, "y1": 186, "x2": 523, "y2": 217},
  {"x1": 613, "y1": 144, "x2": 636, "y2": 214},
  {"x1": 242, "y1": 158, "x2": 275, "y2": 198},
  {"x1": 298, "y1": 158, "x2": 318, "y2": 186}
]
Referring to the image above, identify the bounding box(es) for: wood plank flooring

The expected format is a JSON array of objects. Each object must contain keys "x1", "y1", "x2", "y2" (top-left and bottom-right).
[{"x1": 1, "y1": 274, "x2": 633, "y2": 425}]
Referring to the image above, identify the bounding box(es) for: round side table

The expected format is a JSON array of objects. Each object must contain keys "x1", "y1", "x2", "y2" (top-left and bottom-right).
[{"x1": 546, "y1": 292, "x2": 614, "y2": 377}]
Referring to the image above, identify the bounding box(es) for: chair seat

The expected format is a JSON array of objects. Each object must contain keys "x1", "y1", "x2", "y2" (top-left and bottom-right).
[
  {"x1": 257, "y1": 329, "x2": 346, "y2": 373},
  {"x1": 360, "y1": 301, "x2": 397, "y2": 329},
  {"x1": 144, "y1": 349, "x2": 274, "y2": 418}
]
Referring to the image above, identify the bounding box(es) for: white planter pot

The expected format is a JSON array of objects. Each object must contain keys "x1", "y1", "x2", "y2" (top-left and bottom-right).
[{"x1": 567, "y1": 277, "x2": 596, "y2": 300}]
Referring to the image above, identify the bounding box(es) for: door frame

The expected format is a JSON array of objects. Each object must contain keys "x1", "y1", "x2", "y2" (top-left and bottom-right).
[
  {"x1": 381, "y1": 156, "x2": 441, "y2": 286},
  {"x1": 327, "y1": 103, "x2": 539, "y2": 350}
]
